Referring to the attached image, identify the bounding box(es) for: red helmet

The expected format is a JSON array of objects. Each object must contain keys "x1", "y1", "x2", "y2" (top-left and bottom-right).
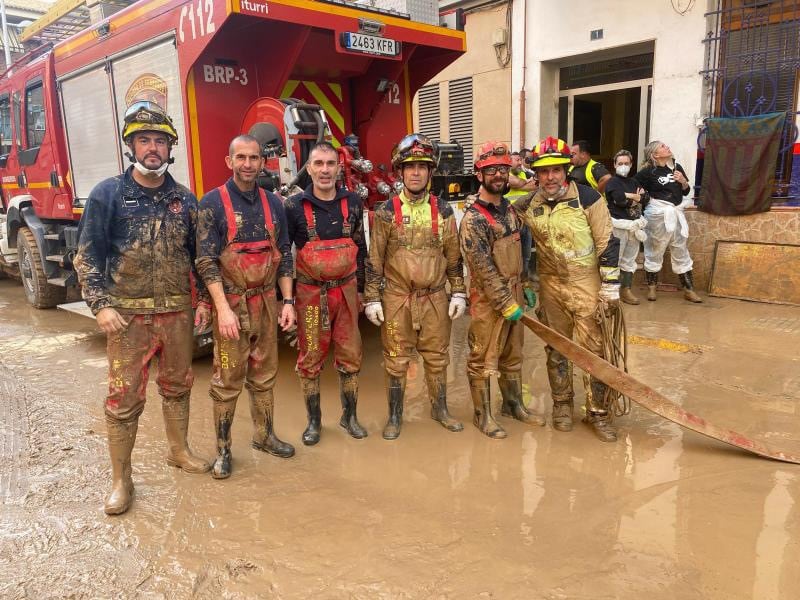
[
  {"x1": 531, "y1": 136, "x2": 571, "y2": 168},
  {"x1": 474, "y1": 141, "x2": 512, "y2": 170}
]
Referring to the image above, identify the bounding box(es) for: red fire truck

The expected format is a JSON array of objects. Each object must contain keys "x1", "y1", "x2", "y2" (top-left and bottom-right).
[{"x1": 0, "y1": 0, "x2": 465, "y2": 311}]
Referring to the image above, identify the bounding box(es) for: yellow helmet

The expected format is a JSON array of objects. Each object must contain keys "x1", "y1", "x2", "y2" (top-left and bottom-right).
[
  {"x1": 121, "y1": 101, "x2": 178, "y2": 144},
  {"x1": 531, "y1": 136, "x2": 571, "y2": 168}
]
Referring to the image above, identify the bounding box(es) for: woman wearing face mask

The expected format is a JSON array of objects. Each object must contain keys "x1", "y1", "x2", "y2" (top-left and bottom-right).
[
  {"x1": 604, "y1": 149, "x2": 647, "y2": 304},
  {"x1": 634, "y1": 141, "x2": 702, "y2": 303}
]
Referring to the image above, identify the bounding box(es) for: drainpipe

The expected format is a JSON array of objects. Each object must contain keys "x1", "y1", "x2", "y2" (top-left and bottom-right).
[
  {"x1": 518, "y1": 0, "x2": 527, "y2": 149},
  {"x1": 0, "y1": 0, "x2": 11, "y2": 75}
]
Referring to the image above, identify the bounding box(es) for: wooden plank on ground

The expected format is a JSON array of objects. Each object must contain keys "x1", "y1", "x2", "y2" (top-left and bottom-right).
[{"x1": 709, "y1": 241, "x2": 800, "y2": 306}]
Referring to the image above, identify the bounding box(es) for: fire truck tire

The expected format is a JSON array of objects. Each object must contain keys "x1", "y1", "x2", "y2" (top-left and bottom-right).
[{"x1": 17, "y1": 227, "x2": 67, "y2": 309}]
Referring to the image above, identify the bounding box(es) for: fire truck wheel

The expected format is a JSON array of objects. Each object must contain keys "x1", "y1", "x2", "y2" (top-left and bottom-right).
[{"x1": 17, "y1": 227, "x2": 67, "y2": 309}]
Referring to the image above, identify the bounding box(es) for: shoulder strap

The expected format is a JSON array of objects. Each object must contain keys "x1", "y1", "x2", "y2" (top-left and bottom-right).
[
  {"x1": 258, "y1": 188, "x2": 274, "y2": 239},
  {"x1": 473, "y1": 201, "x2": 498, "y2": 227},
  {"x1": 429, "y1": 194, "x2": 439, "y2": 239},
  {"x1": 303, "y1": 199, "x2": 318, "y2": 241},
  {"x1": 392, "y1": 196, "x2": 404, "y2": 231},
  {"x1": 340, "y1": 197, "x2": 351, "y2": 237},
  {"x1": 217, "y1": 185, "x2": 237, "y2": 243}
]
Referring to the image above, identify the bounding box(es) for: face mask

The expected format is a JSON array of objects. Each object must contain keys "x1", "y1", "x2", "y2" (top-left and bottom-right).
[
  {"x1": 616, "y1": 165, "x2": 631, "y2": 177},
  {"x1": 133, "y1": 160, "x2": 170, "y2": 178}
]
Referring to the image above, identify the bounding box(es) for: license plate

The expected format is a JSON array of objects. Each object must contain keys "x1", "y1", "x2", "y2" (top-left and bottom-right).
[{"x1": 341, "y1": 32, "x2": 401, "y2": 57}]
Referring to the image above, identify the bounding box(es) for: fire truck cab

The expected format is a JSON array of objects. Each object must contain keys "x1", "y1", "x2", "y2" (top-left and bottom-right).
[{"x1": 0, "y1": 0, "x2": 465, "y2": 309}]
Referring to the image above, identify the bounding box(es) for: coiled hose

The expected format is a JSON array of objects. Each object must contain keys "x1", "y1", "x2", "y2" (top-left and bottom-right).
[{"x1": 595, "y1": 302, "x2": 631, "y2": 418}]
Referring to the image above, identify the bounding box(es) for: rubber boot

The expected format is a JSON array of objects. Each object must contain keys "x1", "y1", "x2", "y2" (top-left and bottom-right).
[
  {"x1": 619, "y1": 271, "x2": 640, "y2": 305},
  {"x1": 300, "y1": 377, "x2": 322, "y2": 446},
  {"x1": 211, "y1": 397, "x2": 235, "y2": 479},
  {"x1": 499, "y1": 372, "x2": 545, "y2": 426},
  {"x1": 425, "y1": 371, "x2": 463, "y2": 432},
  {"x1": 584, "y1": 378, "x2": 617, "y2": 442},
  {"x1": 679, "y1": 270, "x2": 703, "y2": 303},
  {"x1": 162, "y1": 394, "x2": 211, "y2": 473},
  {"x1": 552, "y1": 401, "x2": 574, "y2": 432},
  {"x1": 546, "y1": 346, "x2": 574, "y2": 432},
  {"x1": 104, "y1": 417, "x2": 138, "y2": 515},
  {"x1": 470, "y1": 378, "x2": 507, "y2": 439},
  {"x1": 382, "y1": 373, "x2": 406, "y2": 440},
  {"x1": 645, "y1": 270, "x2": 658, "y2": 301},
  {"x1": 250, "y1": 390, "x2": 295, "y2": 458},
  {"x1": 339, "y1": 372, "x2": 368, "y2": 439}
]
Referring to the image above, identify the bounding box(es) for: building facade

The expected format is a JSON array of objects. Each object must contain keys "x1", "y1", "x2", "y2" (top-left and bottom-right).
[{"x1": 417, "y1": 0, "x2": 800, "y2": 294}]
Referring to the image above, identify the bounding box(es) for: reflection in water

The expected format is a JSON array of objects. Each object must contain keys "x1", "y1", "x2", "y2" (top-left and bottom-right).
[{"x1": 753, "y1": 471, "x2": 797, "y2": 599}]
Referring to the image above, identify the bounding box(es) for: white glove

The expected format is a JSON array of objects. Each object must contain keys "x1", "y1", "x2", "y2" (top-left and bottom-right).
[
  {"x1": 364, "y1": 302, "x2": 384, "y2": 326},
  {"x1": 633, "y1": 216, "x2": 648, "y2": 242},
  {"x1": 448, "y1": 293, "x2": 467, "y2": 319},
  {"x1": 598, "y1": 282, "x2": 620, "y2": 303}
]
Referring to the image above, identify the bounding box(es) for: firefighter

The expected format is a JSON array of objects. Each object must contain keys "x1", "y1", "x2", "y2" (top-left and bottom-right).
[
  {"x1": 522, "y1": 137, "x2": 621, "y2": 442},
  {"x1": 196, "y1": 134, "x2": 296, "y2": 479},
  {"x1": 285, "y1": 142, "x2": 368, "y2": 445},
  {"x1": 364, "y1": 133, "x2": 467, "y2": 440},
  {"x1": 74, "y1": 101, "x2": 211, "y2": 516},
  {"x1": 459, "y1": 141, "x2": 545, "y2": 440}
]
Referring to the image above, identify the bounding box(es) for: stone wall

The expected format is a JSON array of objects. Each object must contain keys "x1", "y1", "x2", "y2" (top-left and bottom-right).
[{"x1": 681, "y1": 207, "x2": 800, "y2": 291}]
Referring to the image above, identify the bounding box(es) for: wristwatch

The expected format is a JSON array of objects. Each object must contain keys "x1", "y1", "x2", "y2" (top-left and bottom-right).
[{"x1": 283, "y1": 298, "x2": 295, "y2": 305}]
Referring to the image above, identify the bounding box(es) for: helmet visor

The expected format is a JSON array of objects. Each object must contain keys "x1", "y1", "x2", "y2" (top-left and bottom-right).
[{"x1": 124, "y1": 101, "x2": 170, "y2": 126}]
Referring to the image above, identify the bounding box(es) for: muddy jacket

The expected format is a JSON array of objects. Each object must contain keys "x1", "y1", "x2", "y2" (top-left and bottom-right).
[
  {"x1": 195, "y1": 178, "x2": 293, "y2": 293},
  {"x1": 74, "y1": 168, "x2": 202, "y2": 315},
  {"x1": 522, "y1": 181, "x2": 619, "y2": 281},
  {"x1": 459, "y1": 194, "x2": 532, "y2": 315},
  {"x1": 364, "y1": 191, "x2": 465, "y2": 303},
  {"x1": 285, "y1": 185, "x2": 368, "y2": 292}
]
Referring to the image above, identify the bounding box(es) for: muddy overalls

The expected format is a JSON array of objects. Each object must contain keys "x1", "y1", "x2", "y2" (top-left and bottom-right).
[
  {"x1": 295, "y1": 198, "x2": 366, "y2": 445},
  {"x1": 209, "y1": 184, "x2": 294, "y2": 478},
  {"x1": 378, "y1": 194, "x2": 461, "y2": 438},
  {"x1": 523, "y1": 187, "x2": 613, "y2": 438},
  {"x1": 464, "y1": 200, "x2": 543, "y2": 438}
]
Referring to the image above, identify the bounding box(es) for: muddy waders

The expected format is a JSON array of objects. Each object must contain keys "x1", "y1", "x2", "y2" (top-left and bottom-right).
[
  {"x1": 469, "y1": 378, "x2": 507, "y2": 439},
  {"x1": 104, "y1": 417, "x2": 138, "y2": 515},
  {"x1": 162, "y1": 394, "x2": 211, "y2": 473},
  {"x1": 250, "y1": 389, "x2": 295, "y2": 458},
  {"x1": 339, "y1": 371, "x2": 367, "y2": 439},
  {"x1": 382, "y1": 374, "x2": 406, "y2": 440},
  {"x1": 499, "y1": 372, "x2": 546, "y2": 426},
  {"x1": 425, "y1": 372, "x2": 463, "y2": 432},
  {"x1": 300, "y1": 377, "x2": 322, "y2": 446}
]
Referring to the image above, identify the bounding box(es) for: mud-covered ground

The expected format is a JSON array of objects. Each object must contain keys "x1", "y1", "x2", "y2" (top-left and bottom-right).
[{"x1": 1, "y1": 278, "x2": 799, "y2": 599}]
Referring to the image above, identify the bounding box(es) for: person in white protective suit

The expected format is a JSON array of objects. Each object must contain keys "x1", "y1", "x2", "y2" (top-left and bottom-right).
[
  {"x1": 634, "y1": 141, "x2": 702, "y2": 303},
  {"x1": 604, "y1": 149, "x2": 648, "y2": 305}
]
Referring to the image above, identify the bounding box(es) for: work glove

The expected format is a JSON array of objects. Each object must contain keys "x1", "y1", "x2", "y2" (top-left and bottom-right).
[
  {"x1": 598, "y1": 282, "x2": 620, "y2": 304},
  {"x1": 448, "y1": 293, "x2": 467, "y2": 319},
  {"x1": 502, "y1": 303, "x2": 524, "y2": 322},
  {"x1": 522, "y1": 284, "x2": 537, "y2": 309},
  {"x1": 364, "y1": 302, "x2": 384, "y2": 326},
  {"x1": 633, "y1": 216, "x2": 648, "y2": 242}
]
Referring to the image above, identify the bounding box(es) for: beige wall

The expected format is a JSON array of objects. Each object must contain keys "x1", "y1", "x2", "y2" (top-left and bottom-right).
[{"x1": 413, "y1": 3, "x2": 512, "y2": 165}]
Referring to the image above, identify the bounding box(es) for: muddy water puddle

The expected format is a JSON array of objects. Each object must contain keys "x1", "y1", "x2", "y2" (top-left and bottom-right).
[{"x1": 1, "y1": 279, "x2": 799, "y2": 599}]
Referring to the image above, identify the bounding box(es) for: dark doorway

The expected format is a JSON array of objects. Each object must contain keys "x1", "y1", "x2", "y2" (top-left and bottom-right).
[{"x1": 565, "y1": 87, "x2": 641, "y2": 170}]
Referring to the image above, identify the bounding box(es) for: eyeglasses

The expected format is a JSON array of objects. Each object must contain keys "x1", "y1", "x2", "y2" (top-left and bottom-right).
[{"x1": 482, "y1": 166, "x2": 510, "y2": 175}]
